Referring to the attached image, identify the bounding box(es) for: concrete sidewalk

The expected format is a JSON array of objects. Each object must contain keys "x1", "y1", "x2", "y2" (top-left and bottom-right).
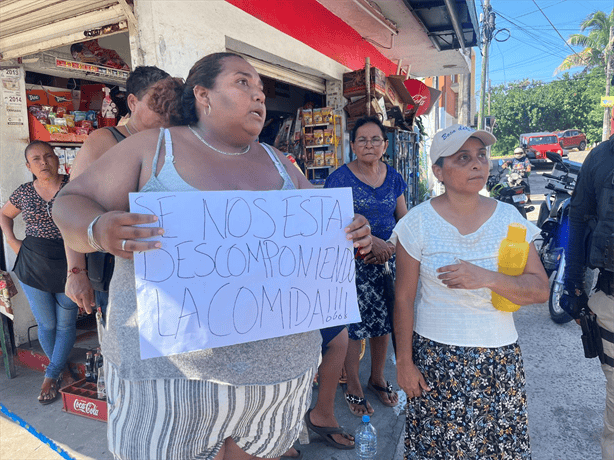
[{"x1": 0, "y1": 335, "x2": 405, "y2": 460}]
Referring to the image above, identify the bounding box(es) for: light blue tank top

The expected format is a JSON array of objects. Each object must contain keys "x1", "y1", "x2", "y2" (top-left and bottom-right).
[
  {"x1": 101, "y1": 128, "x2": 320, "y2": 384},
  {"x1": 141, "y1": 128, "x2": 296, "y2": 193}
]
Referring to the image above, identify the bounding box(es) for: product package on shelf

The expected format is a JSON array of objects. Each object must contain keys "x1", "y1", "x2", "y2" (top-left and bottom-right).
[{"x1": 27, "y1": 87, "x2": 104, "y2": 142}]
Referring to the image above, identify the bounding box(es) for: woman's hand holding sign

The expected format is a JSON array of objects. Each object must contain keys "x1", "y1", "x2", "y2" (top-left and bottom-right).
[
  {"x1": 93, "y1": 211, "x2": 163, "y2": 259},
  {"x1": 347, "y1": 214, "x2": 372, "y2": 256}
]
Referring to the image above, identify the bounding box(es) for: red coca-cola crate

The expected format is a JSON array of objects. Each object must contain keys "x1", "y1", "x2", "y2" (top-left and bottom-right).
[{"x1": 59, "y1": 379, "x2": 107, "y2": 422}]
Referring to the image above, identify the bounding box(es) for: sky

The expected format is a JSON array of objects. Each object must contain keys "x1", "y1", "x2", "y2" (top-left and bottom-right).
[{"x1": 475, "y1": 0, "x2": 613, "y2": 91}]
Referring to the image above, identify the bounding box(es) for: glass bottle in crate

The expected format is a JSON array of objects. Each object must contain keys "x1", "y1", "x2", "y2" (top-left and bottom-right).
[{"x1": 97, "y1": 365, "x2": 106, "y2": 400}]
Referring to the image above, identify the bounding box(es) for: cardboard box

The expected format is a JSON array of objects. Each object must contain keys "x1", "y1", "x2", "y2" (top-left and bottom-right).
[
  {"x1": 344, "y1": 96, "x2": 384, "y2": 119},
  {"x1": 60, "y1": 379, "x2": 107, "y2": 422},
  {"x1": 343, "y1": 67, "x2": 386, "y2": 99},
  {"x1": 385, "y1": 75, "x2": 417, "y2": 111}
]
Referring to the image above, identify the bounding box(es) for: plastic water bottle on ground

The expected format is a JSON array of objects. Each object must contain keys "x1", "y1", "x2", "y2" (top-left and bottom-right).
[{"x1": 355, "y1": 414, "x2": 377, "y2": 459}]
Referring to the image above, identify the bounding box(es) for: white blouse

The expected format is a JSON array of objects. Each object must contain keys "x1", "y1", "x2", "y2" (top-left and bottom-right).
[{"x1": 391, "y1": 200, "x2": 540, "y2": 348}]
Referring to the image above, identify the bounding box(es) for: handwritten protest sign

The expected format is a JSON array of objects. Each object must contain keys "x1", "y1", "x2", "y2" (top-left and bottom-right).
[{"x1": 129, "y1": 188, "x2": 360, "y2": 360}]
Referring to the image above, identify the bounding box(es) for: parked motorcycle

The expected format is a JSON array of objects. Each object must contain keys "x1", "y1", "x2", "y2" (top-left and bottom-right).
[
  {"x1": 486, "y1": 160, "x2": 534, "y2": 218},
  {"x1": 536, "y1": 151, "x2": 583, "y2": 323}
]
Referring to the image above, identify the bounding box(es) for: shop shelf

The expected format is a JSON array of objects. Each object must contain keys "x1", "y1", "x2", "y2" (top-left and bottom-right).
[{"x1": 28, "y1": 113, "x2": 88, "y2": 144}]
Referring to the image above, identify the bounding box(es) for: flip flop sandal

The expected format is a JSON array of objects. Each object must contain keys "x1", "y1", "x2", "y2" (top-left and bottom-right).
[
  {"x1": 367, "y1": 380, "x2": 398, "y2": 407},
  {"x1": 38, "y1": 379, "x2": 60, "y2": 406},
  {"x1": 344, "y1": 392, "x2": 373, "y2": 417},
  {"x1": 280, "y1": 446, "x2": 303, "y2": 459},
  {"x1": 304, "y1": 409, "x2": 355, "y2": 450}
]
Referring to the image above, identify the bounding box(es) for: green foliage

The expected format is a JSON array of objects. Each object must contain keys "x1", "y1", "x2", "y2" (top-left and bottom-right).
[
  {"x1": 485, "y1": 67, "x2": 606, "y2": 156},
  {"x1": 556, "y1": 9, "x2": 614, "y2": 73}
]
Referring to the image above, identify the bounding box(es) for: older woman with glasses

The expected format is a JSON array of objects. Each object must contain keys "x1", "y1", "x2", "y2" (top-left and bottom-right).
[
  {"x1": 324, "y1": 116, "x2": 408, "y2": 416},
  {"x1": 0, "y1": 140, "x2": 78, "y2": 405}
]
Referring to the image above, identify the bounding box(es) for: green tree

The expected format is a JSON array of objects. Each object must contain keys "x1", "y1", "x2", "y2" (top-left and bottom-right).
[
  {"x1": 556, "y1": 9, "x2": 614, "y2": 140},
  {"x1": 556, "y1": 9, "x2": 614, "y2": 72},
  {"x1": 487, "y1": 68, "x2": 605, "y2": 157}
]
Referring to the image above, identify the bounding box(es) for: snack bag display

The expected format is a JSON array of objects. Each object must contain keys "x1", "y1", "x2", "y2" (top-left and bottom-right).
[
  {"x1": 312, "y1": 108, "x2": 323, "y2": 124},
  {"x1": 321, "y1": 107, "x2": 333, "y2": 123},
  {"x1": 304, "y1": 132, "x2": 314, "y2": 146},
  {"x1": 314, "y1": 152, "x2": 325, "y2": 166},
  {"x1": 64, "y1": 114, "x2": 75, "y2": 127},
  {"x1": 323, "y1": 128, "x2": 333, "y2": 145},
  {"x1": 314, "y1": 130, "x2": 324, "y2": 145},
  {"x1": 302, "y1": 109, "x2": 313, "y2": 126},
  {"x1": 325, "y1": 151, "x2": 336, "y2": 166}
]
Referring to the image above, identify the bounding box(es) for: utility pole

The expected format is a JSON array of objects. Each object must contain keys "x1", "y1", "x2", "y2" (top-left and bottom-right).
[
  {"x1": 603, "y1": 25, "x2": 613, "y2": 141},
  {"x1": 478, "y1": 0, "x2": 494, "y2": 130},
  {"x1": 459, "y1": 49, "x2": 472, "y2": 125}
]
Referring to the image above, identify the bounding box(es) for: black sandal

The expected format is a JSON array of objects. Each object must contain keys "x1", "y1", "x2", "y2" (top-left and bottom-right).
[
  {"x1": 367, "y1": 380, "x2": 398, "y2": 407},
  {"x1": 344, "y1": 392, "x2": 374, "y2": 416},
  {"x1": 38, "y1": 379, "x2": 60, "y2": 405},
  {"x1": 304, "y1": 408, "x2": 355, "y2": 450}
]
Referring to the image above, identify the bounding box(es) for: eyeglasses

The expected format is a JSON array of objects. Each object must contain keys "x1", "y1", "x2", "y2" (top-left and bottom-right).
[{"x1": 355, "y1": 137, "x2": 385, "y2": 147}]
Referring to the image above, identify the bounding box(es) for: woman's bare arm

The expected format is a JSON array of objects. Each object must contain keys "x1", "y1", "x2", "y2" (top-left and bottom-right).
[
  {"x1": 53, "y1": 131, "x2": 163, "y2": 256},
  {"x1": 436, "y1": 243, "x2": 549, "y2": 305},
  {"x1": 0, "y1": 201, "x2": 22, "y2": 254},
  {"x1": 394, "y1": 243, "x2": 430, "y2": 398}
]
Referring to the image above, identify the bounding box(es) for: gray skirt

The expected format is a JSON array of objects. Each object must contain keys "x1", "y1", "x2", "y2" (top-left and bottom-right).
[{"x1": 106, "y1": 361, "x2": 314, "y2": 460}]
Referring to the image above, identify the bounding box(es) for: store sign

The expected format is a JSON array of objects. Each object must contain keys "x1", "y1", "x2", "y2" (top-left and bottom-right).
[
  {"x1": 129, "y1": 188, "x2": 360, "y2": 359},
  {"x1": 55, "y1": 58, "x2": 130, "y2": 80},
  {"x1": 403, "y1": 79, "x2": 431, "y2": 116},
  {"x1": 601, "y1": 96, "x2": 614, "y2": 107}
]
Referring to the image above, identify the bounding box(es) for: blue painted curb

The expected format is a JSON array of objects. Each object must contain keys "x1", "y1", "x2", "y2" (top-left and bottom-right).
[{"x1": 0, "y1": 402, "x2": 77, "y2": 460}]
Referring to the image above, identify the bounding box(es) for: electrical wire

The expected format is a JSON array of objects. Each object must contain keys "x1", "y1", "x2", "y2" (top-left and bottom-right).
[{"x1": 531, "y1": 0, "x2": 590, "y2": 65}]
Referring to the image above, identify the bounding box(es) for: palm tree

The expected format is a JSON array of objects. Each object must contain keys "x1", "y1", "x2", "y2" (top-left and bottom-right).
[{"x1": 556, "y1": 9, "x2": 614, "y2": 141}]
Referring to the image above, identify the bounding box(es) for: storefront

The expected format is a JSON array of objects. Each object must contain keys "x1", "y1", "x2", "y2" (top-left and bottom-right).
[{"x1": 1, "y1": 0, "x2": 478, "y2": 360}]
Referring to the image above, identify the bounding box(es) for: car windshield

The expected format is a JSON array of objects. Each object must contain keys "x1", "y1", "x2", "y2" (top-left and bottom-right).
[{"x1": 528, "y1": 136, "x2": 557, "y2": 146}]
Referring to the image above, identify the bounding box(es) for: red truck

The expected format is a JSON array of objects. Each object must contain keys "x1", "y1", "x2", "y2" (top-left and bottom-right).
[{"x1": 519, "y1": 132, "x2": 564, "y2": 165}]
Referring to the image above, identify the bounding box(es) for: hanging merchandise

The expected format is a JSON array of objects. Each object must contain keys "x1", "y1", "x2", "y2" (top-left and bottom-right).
[
  {"x1": 70, "y1": 39, "x2": 130, "y2": 71},
  {"x1": 99, "y1": 87, "x2": 118, "y2": 127}
]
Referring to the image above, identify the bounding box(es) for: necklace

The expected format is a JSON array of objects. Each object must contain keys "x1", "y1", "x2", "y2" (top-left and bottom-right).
[
  {"x1": 188, "y1": 125, "x2": 251, "y2": 156},
  {"x1": 125, "y1": 123, "x2": 138, "y2": 136},
  {"x1": 357, "y1": 161, "x2": 382, "y2": 188}
]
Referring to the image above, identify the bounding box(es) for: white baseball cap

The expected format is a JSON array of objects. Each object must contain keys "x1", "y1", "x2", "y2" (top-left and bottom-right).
[
  {"x1": 514, "y1": 147, "x2": 524, "y2": 154},
  {"x1": 430, "y1": 124, "x2": 497, "y2": 164}
]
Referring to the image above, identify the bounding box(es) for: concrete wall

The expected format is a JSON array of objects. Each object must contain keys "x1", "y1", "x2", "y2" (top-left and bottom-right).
[
  {"x1": 0, "y1": 64, "x2": 38, "y2": 346},
  {"x1": 133, "y1": 0, "x2": 348, "y2": 82}
]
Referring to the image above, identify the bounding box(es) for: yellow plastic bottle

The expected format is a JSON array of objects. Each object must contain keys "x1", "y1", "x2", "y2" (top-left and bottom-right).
[{"x1": 492, "y1": 223, "x2": 529, "y2": 312}]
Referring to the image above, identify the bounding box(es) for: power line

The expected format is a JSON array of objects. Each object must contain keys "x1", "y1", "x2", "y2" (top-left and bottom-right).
[{"x1": 531, "y1": 0, "x2": 589, "y2": 64}]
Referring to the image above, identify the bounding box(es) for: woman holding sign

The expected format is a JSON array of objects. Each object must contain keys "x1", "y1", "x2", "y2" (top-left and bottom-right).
[
  {"x1": 324, "y1": 116, "x2": 408, "y2": 416},
  {"x1": 53, "y1": 53, "x2": 372, "y2": 460},
  {"x1": 391, "y1": 124, "x2": 548, "y2": 459}
]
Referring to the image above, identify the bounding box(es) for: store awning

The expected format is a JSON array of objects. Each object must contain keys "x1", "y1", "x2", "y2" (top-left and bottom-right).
[
  {"x1": 0, "y1": 0, "x2": 133, "y2": 61},
  {"x1": 317, "y1": 0, "x2": 478, "y2": 77},
  {"x1": 401, "y1": 0, "x2": 479, "y2": 52}
]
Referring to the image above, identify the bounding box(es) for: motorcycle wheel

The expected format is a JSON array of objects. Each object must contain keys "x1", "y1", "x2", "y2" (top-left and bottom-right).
[{"x1": 549, "y1": 271, "x2": 573, "y2": 324}]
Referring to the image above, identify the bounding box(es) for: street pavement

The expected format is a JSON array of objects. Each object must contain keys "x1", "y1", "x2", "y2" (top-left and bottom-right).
[{"x1": 0, "y1": 148, "x2": 606, "y2": 460}]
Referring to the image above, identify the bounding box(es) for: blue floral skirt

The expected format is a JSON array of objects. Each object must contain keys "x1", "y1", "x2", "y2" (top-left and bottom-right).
[
  {"x1": 347, "y1": 257, "x2": 395, "y2": 341},
  {"x1": 404, "y1": 333, "x2": 531, "y2": 460}
]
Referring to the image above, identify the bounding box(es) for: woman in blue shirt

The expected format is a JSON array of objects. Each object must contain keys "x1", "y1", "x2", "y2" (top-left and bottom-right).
[{"x1": 324, "y1": 116, "x2": 408, "y2": 416}]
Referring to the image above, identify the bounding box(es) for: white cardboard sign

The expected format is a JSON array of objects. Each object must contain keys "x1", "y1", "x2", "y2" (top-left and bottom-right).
[{"x1": 129, "y1": 188, "x2": 360, "y2": 360}]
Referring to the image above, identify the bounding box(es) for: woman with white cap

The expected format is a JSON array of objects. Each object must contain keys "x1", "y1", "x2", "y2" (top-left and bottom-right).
[{"x1": 391, "y1": 124, "x2": 549, "y2": 458}]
